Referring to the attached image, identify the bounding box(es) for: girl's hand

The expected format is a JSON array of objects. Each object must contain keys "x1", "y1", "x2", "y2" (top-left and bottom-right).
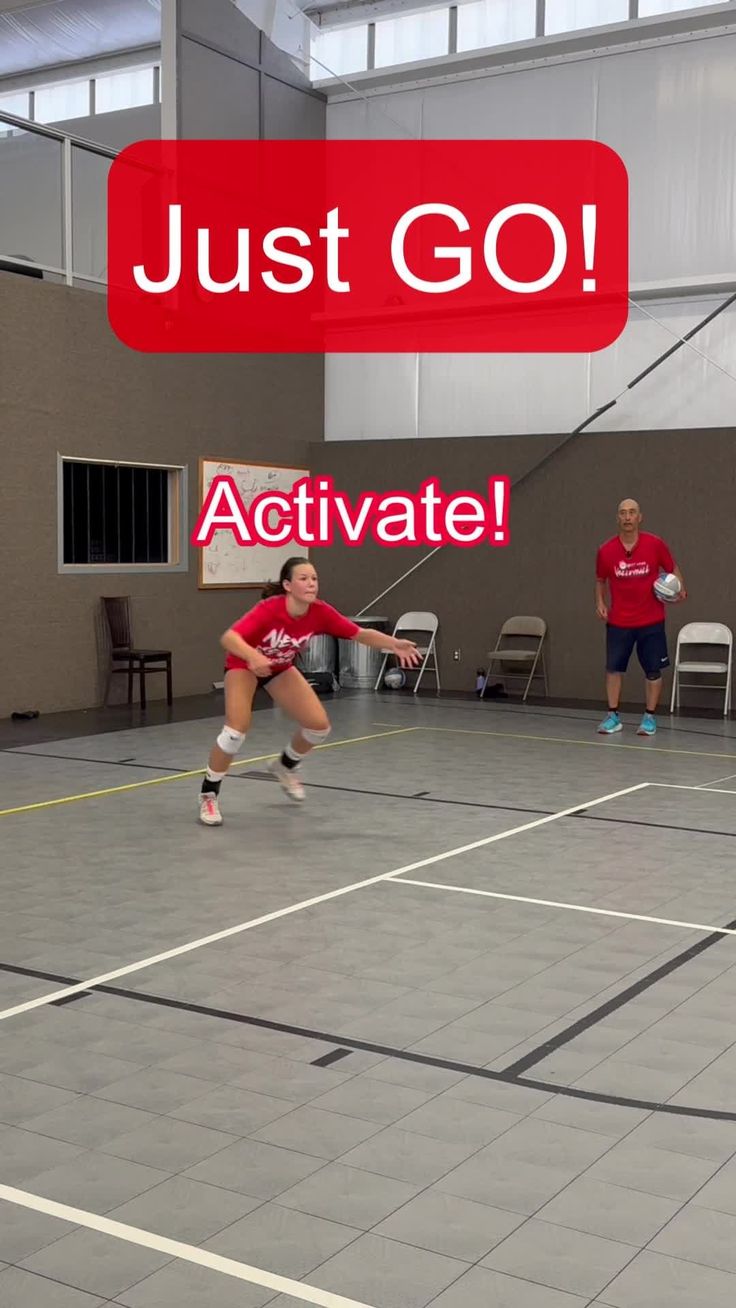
[
  {"x1": 393, "y1": 639, "x2": 420, "y2": 667},
  {"x1": 249, "y1": 652, "x2": 274, "y2": 677}
]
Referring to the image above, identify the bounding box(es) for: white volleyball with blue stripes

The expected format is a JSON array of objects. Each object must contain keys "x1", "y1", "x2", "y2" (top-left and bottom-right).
[{"x1": 653, "y1": 571, "x2": 681, "y2": 602}]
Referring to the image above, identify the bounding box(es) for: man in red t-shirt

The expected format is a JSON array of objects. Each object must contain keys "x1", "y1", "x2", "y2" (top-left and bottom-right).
[{"x1": 595, "y1": 499, "x2": 686, "y2": 736}]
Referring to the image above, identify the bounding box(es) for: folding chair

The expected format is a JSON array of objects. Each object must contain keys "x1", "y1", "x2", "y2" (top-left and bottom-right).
[
  {"x1": 481, "y1": 616, "x2": 547, "y2": 703},
  {"x1": 374, "y1": 611, "x2": 440, "y2": 695},
  {"x1": 669, "y1": 622, "x2": 733, "y2": 717}
]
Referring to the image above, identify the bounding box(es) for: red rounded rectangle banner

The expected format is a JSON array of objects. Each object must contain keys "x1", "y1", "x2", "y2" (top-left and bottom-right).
[{"x1": 107, "y1": 139, "x2": 628, "y2": 353}]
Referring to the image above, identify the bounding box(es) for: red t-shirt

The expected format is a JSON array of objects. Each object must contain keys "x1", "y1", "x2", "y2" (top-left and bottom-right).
[
  {"x1": 596, "y1": 532, "x2": 675, "y2": 628},
  {"x1": 225, "y1": 595, "x2": 360, "y2": 673}
]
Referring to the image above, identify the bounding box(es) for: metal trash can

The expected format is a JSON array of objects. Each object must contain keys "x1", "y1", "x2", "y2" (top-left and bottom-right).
[
  {"x1": 298, "y1": 634, "x2": 337, "y2": 677},
  {"x1": 339, "y1": 615, "x2": 390, "y2": 689}
]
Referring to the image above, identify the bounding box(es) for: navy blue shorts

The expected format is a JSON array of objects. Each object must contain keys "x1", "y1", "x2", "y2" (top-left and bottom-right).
[{"x1": 606, "y1": 622, "x2": 669, "y2": 679}]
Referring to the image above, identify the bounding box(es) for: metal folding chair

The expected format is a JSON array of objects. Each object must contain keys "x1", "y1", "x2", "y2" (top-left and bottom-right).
[
  {"x1": 375, "y1": 611, "x2": 440, "y2": 695},
  {"x1": 670, "y1": 622, "x2": 733, "y2": 716},
  {"x1": 481, "y1": 616, "x2": 547, "y2": 702}
]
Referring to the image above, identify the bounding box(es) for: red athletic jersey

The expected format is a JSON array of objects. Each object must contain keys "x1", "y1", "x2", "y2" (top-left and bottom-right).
[
  {"x1": 596, "y1": 532, "x2": 675, "y2": 628},
  {"x1": 225, "y1": 596, "x2": 360, "y2": 673}
]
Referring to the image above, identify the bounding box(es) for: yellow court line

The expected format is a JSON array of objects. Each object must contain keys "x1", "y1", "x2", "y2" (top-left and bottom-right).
[
  {"x1": 373, "y1": 721, "x2": 736, "y2": 763},
  {"x1": 0, "y1": 727, "x2": 418, "y2": 818}
]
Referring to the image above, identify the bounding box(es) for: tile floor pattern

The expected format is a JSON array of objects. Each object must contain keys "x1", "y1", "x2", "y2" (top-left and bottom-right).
[{"x1": 3, "y1": 694, "x2": 736, "y2": 1306}]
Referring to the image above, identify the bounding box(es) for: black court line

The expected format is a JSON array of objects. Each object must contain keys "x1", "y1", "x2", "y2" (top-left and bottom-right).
[
  {"x1": 502, "y1": 913, "x2": 736, "y2": 1077},
  {"x1": 50, "y1": 991, "x2": 93, "y2": 1007},
  {"x1": 235, "y1": 771, "x2": 550, "y2": 817},
  {"x1": 6, "y1": 743, "x2": 736, "y2": 843},
  {"x1": 1, "y1": 749, "x2": 186, "y2": 773},
  {"x1": 375, "y1": 694, "x2": 736, "y2": 746},
  {"x1": 311, "y1": 1048, "x2": 353, "y2": 1068},
  {"x1": 582, "y1": 813, "x2": 736, "y2": 840},
  {"x1": 4, "y1": 750, "x2": 735, "y2": 841},
  {"x1": 2, "y1": 960, "x2": 736, "y2": 1124},
  {"x1": 236, "y1": 772, "x2": 736, "y2": 841}
]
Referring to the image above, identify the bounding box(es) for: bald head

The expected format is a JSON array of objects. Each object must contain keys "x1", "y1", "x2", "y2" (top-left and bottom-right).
[{"x1": 617, "y1": 499, "x2": 642, "y2": 538}]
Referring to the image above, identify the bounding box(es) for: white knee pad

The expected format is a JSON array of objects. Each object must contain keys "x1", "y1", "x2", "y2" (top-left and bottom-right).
[
  {"x1": 217, "y1": 726, "x2": 246, "y2": 756},
  {"x1": 302, "y1": 724, "x2": 331, "y2": 745}
]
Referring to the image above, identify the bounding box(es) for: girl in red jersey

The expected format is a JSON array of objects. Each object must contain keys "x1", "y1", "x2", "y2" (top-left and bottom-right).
[{"x1": 199, "y1": 557, "x2": 420, "y2": 825}]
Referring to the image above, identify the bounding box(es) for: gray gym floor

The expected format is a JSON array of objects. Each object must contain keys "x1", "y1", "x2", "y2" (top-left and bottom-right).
[{"x1": 3, "y1": 692, "x2": 736, "y2": 1308}]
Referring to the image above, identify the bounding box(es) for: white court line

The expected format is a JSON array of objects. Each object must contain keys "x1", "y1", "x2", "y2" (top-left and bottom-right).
[
  {"x1": 648, "y1": 782, "x2": 736, "y2": 797},
  {"x1": 390, "y1": 878, "x2": 736, "y2": 938},
  {"x1": 0, "y1": 1183, "x2": 376, "y2": 1308},
  {"x1": 696, "y1": 772, "x2": 736, "y2": 789},
  {"x1": 0, "y1": 780, "x2": 649, "y2": 1022}
]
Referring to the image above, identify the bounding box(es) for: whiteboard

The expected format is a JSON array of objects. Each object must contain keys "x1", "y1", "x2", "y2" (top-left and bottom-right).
[{"x1": 197, "y1": 458, "x2": 310, "y2": 589}]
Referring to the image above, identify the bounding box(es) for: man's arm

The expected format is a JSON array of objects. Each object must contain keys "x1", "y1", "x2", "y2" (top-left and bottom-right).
[
  {"x1": 662, "y1": 539, "x2": 687, "y2": 601},
  {"x1": 595, "y1": 578, "x2": 608, "y2": 621},
  {"x1": 673, "y1": 564, "x2": 688, "y2": 601}
]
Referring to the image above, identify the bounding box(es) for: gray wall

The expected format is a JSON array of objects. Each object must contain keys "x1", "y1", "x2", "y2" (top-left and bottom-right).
[
  {"x1": 0, "y1": 0, "x2": 329, "y2": 719},
  {"x1": 0, "y1": 106, "x2": 160, "y2": 280},
  {"x1": 58, "y1": 103, "x2": 161, "y2": 150},
  {"x1": 3, "y1": 269, "x2": 733, "y2": 716},
  {"x1": 308, "y1": 428, "x2": 736, "y2": 706},
  {"x1": 0, "y1": 128, "x2": 67, "y2": 271},
  {"x1": 178, "y1": 0, "x2": 326, "y2": 140},
  {"x1": 0, "y1": 272, "x2": 323, "y2": 717},
  {"x1": 324, "y1": 30, "x2": 736, "y2": 439}
]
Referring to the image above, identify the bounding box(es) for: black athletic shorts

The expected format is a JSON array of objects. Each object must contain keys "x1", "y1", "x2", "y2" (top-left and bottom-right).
[
  {"x1": 223, "y1": 666, "x2": 292, "y2": 687},
  {"x1": 606, "y1": 621, "x2": 669, "y2": 678}
]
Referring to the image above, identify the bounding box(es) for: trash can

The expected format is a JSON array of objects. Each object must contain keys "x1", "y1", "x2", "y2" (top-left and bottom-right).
[
  {"x1": 298, "y1": 634, "x2": 337, "y2": 678},
  {"x1": 339, "y1": 615, "x2": 390, "y2": 689}
]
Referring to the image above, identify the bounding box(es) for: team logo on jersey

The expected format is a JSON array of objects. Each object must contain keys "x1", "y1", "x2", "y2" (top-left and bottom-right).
[
  {"x1": 260, "y1": 627, "x2": 312, "y2": 663},
  {"x1": 614, "y1": 560, "x2": 650, "y2": 579}
]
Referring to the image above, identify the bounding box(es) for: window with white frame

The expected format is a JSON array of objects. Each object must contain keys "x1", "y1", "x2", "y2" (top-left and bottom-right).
[
  {"x1": 0, "y1": 64, "x2": 160, "y2": 127},
  {"x1": 95, "y1": 66, "x2": 156, "y2": 114},
  {"x1": 638, "y1": 0, "x2": 719, "y2": 13},
  {"x1": 545, "y1": 0, "x2": 629, "y2": 34},
  {"x1": 0, "y1": 89, "x2": 30, "y2": 135},
  {"x1": 310, "y1": 25, "x2": 368, "y2": 78},
  {"x1": 60, "y1": 458, "x2": 185, "y2": 569},
  {"x1": 374, "y1": 9, "x2": 450, "y2": 67},
  {"x1": 35, "y1": 80, "x2": 90, "y2": 124},
  {"x1": 456, "y1": 0, "x2": 536, "y2": 52},
  {"x1": 0, "y1": 89, "x2": 30, "y2": 120},
  {"x1": 308, "y1": 0, "x2": 734, "y2": 76}
]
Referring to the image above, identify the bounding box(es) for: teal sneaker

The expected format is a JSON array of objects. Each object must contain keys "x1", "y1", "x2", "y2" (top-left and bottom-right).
[
  {"x1": 598, "y1": 710, "x2": 622, "y2": 734},
  {"x1": 637, "y1": 712, "x2": 656, "y2": 736}
]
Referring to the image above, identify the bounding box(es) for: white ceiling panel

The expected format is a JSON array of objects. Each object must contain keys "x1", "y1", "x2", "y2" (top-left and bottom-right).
[{"x1": 0, "y1": 0, "x2": 160, "y2": 77}]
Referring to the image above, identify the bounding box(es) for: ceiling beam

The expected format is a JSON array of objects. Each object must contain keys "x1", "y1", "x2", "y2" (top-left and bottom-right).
[{"x1": 0, "y1": 44, "x2": 160, "y2": 90}]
